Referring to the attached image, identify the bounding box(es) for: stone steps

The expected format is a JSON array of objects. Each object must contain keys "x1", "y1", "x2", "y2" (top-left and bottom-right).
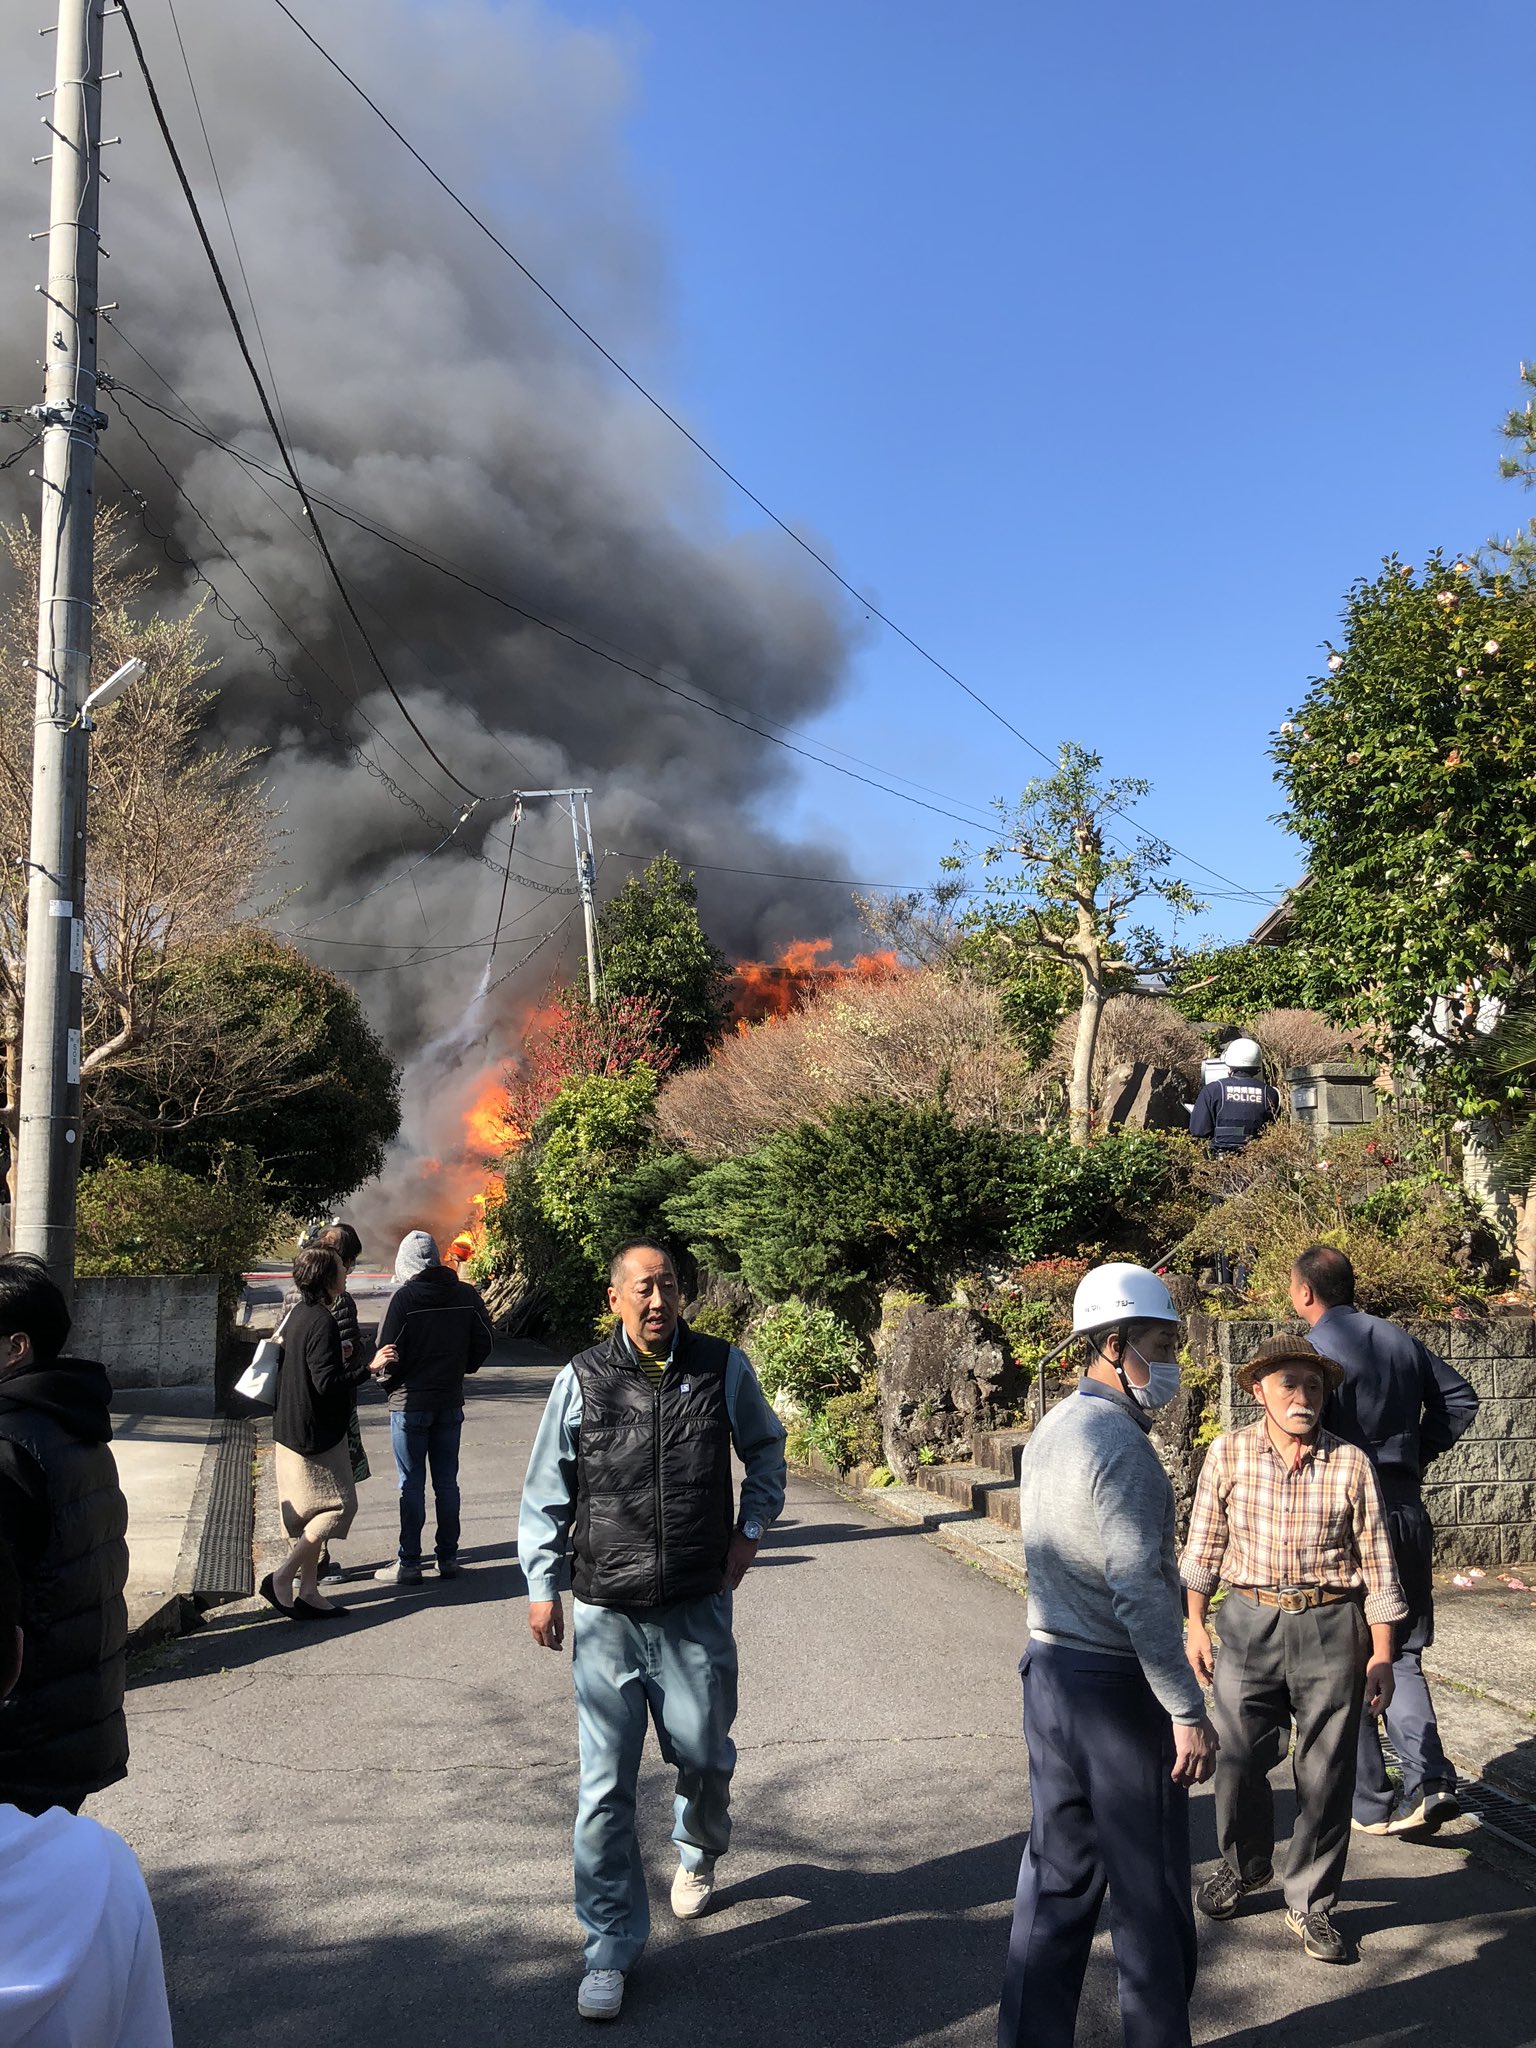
[
  {"x1": 974, "y1": 1427, "x2": 1033, "y2": 1482},
  {"x1": 912, "y1": 1459, "x2": 1021, "y2": 1529}
]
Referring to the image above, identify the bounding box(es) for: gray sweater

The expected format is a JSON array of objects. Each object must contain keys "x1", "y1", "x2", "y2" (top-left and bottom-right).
[{"x1": 1019, "y1": 1380, "x2": 1205, "y2": 1725}]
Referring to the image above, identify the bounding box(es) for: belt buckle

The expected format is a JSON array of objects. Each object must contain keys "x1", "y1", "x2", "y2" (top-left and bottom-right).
[{"x1": 1277, "y1": 1589, "x2": 1309, "y2": 1614}]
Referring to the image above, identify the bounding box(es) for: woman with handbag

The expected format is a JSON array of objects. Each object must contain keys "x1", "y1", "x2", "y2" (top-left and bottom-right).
[{"x1": 260, "y1": 1247, "x2": 358, "y2": 1621}]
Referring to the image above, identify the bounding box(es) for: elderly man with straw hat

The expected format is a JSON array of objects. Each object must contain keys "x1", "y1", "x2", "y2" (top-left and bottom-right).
[{"x1": 1181, "y1": 1333, "x2": 1405, "y2": 1966}]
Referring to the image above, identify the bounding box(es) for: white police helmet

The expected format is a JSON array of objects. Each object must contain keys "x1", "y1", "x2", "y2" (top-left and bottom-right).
[{"x1": 1224, "y1": 1037, "x2": 1263, "y2": 1071}]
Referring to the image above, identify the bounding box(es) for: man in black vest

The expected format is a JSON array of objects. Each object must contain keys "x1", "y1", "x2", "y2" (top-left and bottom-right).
[
  {"x1": 520, "y1": 1239, "x2": 786, "y2": 2025},
  {"x1": 0, "y1": 1255, "x2": 129, "y2": 1815}
]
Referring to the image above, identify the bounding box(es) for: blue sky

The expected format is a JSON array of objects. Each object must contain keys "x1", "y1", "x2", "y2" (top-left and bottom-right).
[{"x1": 550, "y1": 0, "x2": 1536, "y2": 944}]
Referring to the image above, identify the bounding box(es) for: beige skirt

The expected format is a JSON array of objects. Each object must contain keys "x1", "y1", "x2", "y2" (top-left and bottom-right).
[{"x1": 276, "y1": 1437, "x2": 358, "y2": 1543}]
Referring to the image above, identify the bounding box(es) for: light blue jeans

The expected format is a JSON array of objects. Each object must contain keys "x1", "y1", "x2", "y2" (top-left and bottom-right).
[{"x1": 571, "y1": 1592, "x2": 738, "y2": 1973}]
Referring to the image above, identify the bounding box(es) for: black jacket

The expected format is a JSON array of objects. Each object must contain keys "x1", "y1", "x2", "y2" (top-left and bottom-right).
[
  {"x1": 374, "y1": 1266, "x2": 494, "y2": 1413},
  {"x1": 1189, "y1": 1075, "x2": 1280, "y2": 1153},
  {"x1": 569, "y1": 1324, "x2": 735, "y2": 1610},
  {"x1": 0, "y1": 1357, "x2": 129, "y2": 1805},
  {"x1": 274, "y1": 1303, "x2": 353, "y2": 1456}
]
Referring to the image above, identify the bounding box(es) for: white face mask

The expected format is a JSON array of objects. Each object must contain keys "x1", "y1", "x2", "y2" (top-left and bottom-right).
[{"x1": 1125, "y1": 1344, "x2": 1182, "y2": 1413}]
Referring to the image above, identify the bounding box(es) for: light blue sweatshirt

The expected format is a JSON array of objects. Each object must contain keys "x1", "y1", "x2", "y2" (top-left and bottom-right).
[{"x1": 518, "y1": 1336, "x2": 787, "y2": 1603}]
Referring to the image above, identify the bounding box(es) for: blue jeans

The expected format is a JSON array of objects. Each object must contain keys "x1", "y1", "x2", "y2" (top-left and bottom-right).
[
  {"x1": 389, "y1": 1406, "x2": 463, "y2": 1566},
  {"x1": 571, "y1": 1592, "x2": 738, "y2": 1974}
]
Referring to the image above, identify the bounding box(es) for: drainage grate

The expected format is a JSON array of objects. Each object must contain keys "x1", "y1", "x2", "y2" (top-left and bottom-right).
[
  {"x1": 1382, "y1": 1732, "x2": 1536, "y2": 1858},
  {"x1": 193, "y1": 1416, "x2": 255, "y2": 1602}
]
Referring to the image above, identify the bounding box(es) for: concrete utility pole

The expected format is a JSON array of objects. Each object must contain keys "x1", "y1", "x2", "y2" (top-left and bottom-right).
[
  {"x1": 571, "y1": 789, "x2": 601, "y2": 1007},
  {"x1": 13, "y1": 0, "x2": 107, "y2": 1293}
]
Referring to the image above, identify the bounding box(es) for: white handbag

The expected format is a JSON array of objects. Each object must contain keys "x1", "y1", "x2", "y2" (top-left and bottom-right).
[{"x1": 234, "y1": 1310, "x2": 291, "y2": 1412}]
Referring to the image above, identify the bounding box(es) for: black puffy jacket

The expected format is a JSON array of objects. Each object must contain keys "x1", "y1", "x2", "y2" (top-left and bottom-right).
[
  {"x1": 0, "y1": 1357, "x2": 130, "y2": 1807},
  {"x1": 570, "y1": 1324, "x2": 734, "y2": 1610}
]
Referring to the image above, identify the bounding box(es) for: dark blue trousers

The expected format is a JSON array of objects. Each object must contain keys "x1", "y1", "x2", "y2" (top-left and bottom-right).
[{"x1": 999, "y1": 1643, "x2": 1197, "y2": 2048}]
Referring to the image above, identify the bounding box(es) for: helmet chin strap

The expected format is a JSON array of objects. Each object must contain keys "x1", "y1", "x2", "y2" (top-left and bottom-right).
[{"x1": 1092, "y1": 1323, "x2": 1139, "y2": 1400}]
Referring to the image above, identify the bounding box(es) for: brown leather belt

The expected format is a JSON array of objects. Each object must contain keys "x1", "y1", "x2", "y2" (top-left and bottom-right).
[{"x1": 1238, "y1": 1586, "x2": 1361, "y2": 1613}]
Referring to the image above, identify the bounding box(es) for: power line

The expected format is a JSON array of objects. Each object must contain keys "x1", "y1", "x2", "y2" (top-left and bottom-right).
[
  {"x1": 100, "y1": 324, "x2": 550, "y2": 806},
  {"x1": 266, "y1": 0, "x2": 1280, "y2": 909},
  {"x1": 117, "y1": 0, "x2": 479, "y2": 802},
  {"x1": 107, "y1": 382, "x2": 995, "y2": 835}
]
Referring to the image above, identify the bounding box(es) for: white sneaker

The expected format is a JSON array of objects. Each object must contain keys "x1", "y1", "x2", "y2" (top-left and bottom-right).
[
  {"x1": 373, "y1": 1561, "x2": 423, "y2": 1585},
  {"x1": 577, "y1": 1969, "x2": 625, "y2": 2022},
  {"x1": 670, "y1": 1860, "x2": 716, "y2": 1920}
]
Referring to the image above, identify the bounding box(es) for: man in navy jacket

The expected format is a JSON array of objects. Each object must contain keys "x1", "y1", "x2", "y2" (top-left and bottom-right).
[{"x1": 1291, "y1": 1244, "x2": 1479, "y2": 1835}]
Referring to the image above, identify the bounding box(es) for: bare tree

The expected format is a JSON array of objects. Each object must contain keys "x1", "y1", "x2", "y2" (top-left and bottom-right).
[{"x1": 2, "y1": 509, "x2": 279, "y2": 1185}]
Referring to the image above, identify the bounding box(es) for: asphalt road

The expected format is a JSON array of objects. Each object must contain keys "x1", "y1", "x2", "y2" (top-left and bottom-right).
[{"x1": 95, "y1": 1351, "x2": 1536, "y2": 2047}]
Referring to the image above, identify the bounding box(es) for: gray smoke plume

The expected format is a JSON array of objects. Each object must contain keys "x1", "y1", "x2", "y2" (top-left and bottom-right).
[{"x1": 0, "y1": 0, "x2": 876, "y2": 1241}]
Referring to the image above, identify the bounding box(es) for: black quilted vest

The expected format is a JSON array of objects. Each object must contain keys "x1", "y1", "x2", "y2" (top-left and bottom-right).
[
  {"x1": 0, "y1": 1391, "x2": 129, "y2": 1804},
  {"x1": 570, "y1": 1323, "x2": 734, "y2": 1610}
]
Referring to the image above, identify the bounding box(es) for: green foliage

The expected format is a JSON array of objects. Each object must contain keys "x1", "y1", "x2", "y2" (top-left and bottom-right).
[
  {"x1": 1005, "y1": 1131, "x2": 1170, "y2": 1263},
  {"x1": 947, "y1": 916, "x2": 1076, "y2": 1064},
  {"x1": 683, "y1": 1296, "x2": 751, "y2": 1343},
  {"x1": 803, "y1": 1373, "x2": 883, "y2": 1473},
  {"x1": 533, "y1": 1067, "x2": 660, "y2": 1270},
  {"x1": 1172, "y1": 1118, "x2": 1493, "y2": 1318},
  {"x1": 89, "y1": 932, "x2": 401, "y2": 1211},
  {"x1": 1166, "y1": 942, "x2": 1314, "y2": 1026},
  {"x1": 666, "y1": 1100, "x2": 1172, "y2": 1314},
  {"x1": 749, "y1": 1297, "x2": 864, "y2": 1411},
  {"x1": 1274, "y1": 556, "x2": 1536, "y2": 1112},
  {"x1": 667, "y1": 1099, "x2": 1019, "y2": 1309},
  {"x1": 77, "y1": 1150, "x2": 280, "y2": 1292},
  {"x1": 597, "y1": 854, "x2": 731, "y2": 1065},
  {"x1": 867, "y1": 1464, "x2": 897, "y2": 1488}
]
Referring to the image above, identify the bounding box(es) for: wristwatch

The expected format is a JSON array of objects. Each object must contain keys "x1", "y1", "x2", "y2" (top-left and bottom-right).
[{"x1": 739, "y1": 1519, "x2": 764, "y2": 1543}]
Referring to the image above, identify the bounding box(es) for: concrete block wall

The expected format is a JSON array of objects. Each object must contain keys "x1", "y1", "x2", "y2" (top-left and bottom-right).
[
  {"x1": 1190, "y1": 1313, "x2": 1536, "y2": 1570},
  {"x1": 72, "y1": 1275, "x2": 220, "y2": 1389}
]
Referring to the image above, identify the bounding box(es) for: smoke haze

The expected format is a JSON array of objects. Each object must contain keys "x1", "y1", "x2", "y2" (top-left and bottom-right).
[{"x1": 0, "y1": 0, "x2": 875, "y2": 1238}]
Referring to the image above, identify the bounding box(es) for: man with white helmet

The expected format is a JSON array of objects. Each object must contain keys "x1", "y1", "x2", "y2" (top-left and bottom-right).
[
  {"x1": 998, "y1": 1263, "x2": 1218, "y2": 2048},
  {"x1": 1188, "y1": 1037, "x2": 1280, "y2": 1156}
]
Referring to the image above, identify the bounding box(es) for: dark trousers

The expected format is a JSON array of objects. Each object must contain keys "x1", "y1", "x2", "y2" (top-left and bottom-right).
[
  {"x1": 999, "y1": 1643, "x2": 1196, "y2": 2048},
  {"x1": 1212, "y1": 1593, "x2": 1367, "y2": 1917},
  {"x1": 0, "y1": 1786, "x2": 86, "y2": 1817},
  {"x1": 1355, "y1": 1494, "x2": 1454, "y2": 1822},
  {"x1": 390, "y1": 1405, "x2": 463, "y2": 1565}
]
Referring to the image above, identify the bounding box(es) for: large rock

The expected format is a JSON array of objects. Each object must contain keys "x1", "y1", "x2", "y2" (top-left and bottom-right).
[
  {"x1": 879, "y1": 1301, "x2": 1023, "y2": 1479},
  {"x1": 1100, "y1": 1061, "x2": 1191, "y2": 1133}
]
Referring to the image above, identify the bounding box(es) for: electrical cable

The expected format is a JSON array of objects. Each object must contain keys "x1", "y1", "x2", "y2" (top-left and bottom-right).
[
  {"x1": 267, "y1": 0, "x2": 1279, "y2": 904},
  {"x1": 117, "y1": 0, "x2": 480, "y2": 801},
  {"x1": 106, "y1": 376, "x2": 1001, "y2": 835},
  {"x1": 104, "y1": 402, "x2": 457, "y2": 809},
  {"x1": 98, "y1": 324, "x2": 548, "y2": 801},
  {"x1": 0, "y1": 434, "x2": 41, "y2": 473},
  {"x1": 106, "y1": 387, "x2": 991, "y2": 837}
]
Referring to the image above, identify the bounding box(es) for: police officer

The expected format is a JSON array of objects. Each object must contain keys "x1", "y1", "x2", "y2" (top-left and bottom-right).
[
  {"x1": 1000, "y1": 1263, "x2": 1218, "y2": 2048},
  {"x1": 1189, "y1": 1037, "x2": 1280, "y2": 1155}
]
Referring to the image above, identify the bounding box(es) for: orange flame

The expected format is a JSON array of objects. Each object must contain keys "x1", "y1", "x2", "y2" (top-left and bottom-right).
[{"x1": 729, "y1": 937, "x2": 904, "y2": 1027}]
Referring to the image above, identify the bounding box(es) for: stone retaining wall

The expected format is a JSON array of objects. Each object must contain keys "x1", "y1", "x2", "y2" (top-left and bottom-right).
[
  {"x1": 1189, "y1": 1313, "x2": 1536, "y2": 1569},
  {"x1": 72, "y1": 1275, "x2": 220, "y2": 1389}
]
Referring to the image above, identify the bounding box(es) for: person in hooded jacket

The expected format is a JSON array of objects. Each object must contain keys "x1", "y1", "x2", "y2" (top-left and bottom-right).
[
  {"x1": 0, "y1": 1533, "x2": 173, "y2": 2046},
  {"x1": 0, "y1": 1255, "x2": 129, "y2": 1817},
  {"x1": 371, "y1": 1230, "x2": 494, "y2": 1586}
]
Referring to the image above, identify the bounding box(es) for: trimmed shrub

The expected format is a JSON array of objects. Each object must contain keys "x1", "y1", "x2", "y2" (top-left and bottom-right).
[{"x1": 76, "y1": 1150, "x2": 281, "y2": 1312}]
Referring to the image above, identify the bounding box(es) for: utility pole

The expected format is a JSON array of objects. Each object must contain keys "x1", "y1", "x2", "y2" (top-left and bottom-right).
[
  {"x1": 570, "y1": 790, "x2": 601, "y2": 1007},
  {"x1": 13, "y1": 0, "x2": 107, "y2": 1293}
]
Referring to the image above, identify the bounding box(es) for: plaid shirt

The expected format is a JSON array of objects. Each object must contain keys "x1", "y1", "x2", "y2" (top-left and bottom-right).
[{"x1": 1181, "y1": 1421, "x2": 1407, "y2": 1625}]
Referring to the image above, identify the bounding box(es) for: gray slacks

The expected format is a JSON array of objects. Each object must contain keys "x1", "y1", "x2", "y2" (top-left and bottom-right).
[{"x1": 1211, "y1": 1593, "x2": 1369, "y2": 1917}]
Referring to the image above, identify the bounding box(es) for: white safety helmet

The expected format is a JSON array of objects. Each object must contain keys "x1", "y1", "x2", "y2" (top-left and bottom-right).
[
  {"x1": 1071, "y1": 1261, "x2": 1178, "y2": 1337},
  {"x1": 1223, "y1": 1036, "x2": 1263, "y2": 1071}
]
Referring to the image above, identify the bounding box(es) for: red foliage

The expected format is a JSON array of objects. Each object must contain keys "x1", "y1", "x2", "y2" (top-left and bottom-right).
[{"x1": 504, "y1": 988, "x2": 678, "y2": 1135}]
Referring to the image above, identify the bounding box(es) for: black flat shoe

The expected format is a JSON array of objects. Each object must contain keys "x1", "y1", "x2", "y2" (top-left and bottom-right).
[
  {"x1": 293, "y1": 1597, "x2": 350, "y2": 1620},
  {"x1": 258, "y1": 1573, "x2": 298, "y2": 1617}
]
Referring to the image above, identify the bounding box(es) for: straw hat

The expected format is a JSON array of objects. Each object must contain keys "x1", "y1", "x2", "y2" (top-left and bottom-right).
[{"x1": 1235, "y1": 1332, "x2": 1344, "y2": 1396}]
